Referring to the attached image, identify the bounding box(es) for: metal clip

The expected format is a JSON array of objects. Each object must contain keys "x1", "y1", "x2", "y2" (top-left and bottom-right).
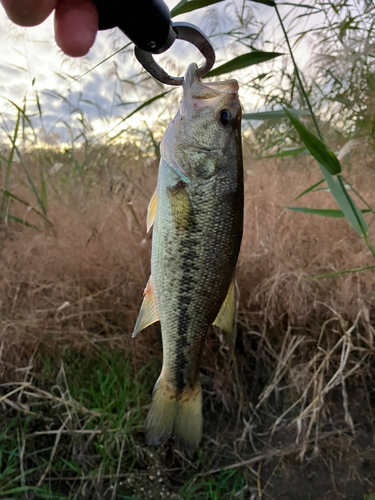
[{"x1": 134, "y1": 22, "x2": 215, "y2": 86}]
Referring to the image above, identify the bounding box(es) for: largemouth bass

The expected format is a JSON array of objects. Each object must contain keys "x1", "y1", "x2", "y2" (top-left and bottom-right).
[{"x1": 133, "y1": 63, "x2": 243, "y2": 453}]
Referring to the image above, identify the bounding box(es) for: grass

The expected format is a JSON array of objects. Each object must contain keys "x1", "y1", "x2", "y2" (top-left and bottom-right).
[
  {"x1": 0, "y1": 346, "x2": 251, "y2": 499},
  {"x1": 1, "y1": 348, "x2": 158, "y2": 499}
]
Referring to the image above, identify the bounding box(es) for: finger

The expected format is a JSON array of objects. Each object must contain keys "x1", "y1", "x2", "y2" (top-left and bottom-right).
[
  {"x1": 55, "y1": 0, "x2": 98, "y2": 57},
  {"x1": 1, "y1": 0, "x2": 57, "y2": 26}
]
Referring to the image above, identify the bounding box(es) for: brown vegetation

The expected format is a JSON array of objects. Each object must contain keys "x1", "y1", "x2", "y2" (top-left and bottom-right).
[{"x1": 1, "y1": 154, "x2": 375, "y2": 498}]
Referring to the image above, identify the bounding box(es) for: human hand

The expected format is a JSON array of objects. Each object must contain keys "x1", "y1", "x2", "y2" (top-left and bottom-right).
[{"x1": 1, "y1": 0, "x2": 98, "y2": 57}]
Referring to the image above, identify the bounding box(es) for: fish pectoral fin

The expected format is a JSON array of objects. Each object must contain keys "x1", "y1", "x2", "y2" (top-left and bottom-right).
[
  {"x1": 168, "y1": 182, "x2": 192, "y2": 232},
  {"x1": 213, "y1": 276, "x2": 236, "y2": 336},
  {"x1": 132, "y1": 276, "x2": 160, "y2": 337},
  {"x1": 147, "y1": 188, "x2": 157, "y2": 233}
]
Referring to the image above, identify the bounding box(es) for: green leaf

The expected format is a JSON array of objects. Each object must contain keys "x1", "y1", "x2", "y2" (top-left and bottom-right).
[
  {"x1": 263, "y1": 147, "x2": 307, "y2": 158},
  {"x1": 243, "y1": 109, "x2": 310, "y2": 120},
  {"x1": 204, "y1": 51, "x2": 283, "y2": 78},
  {"x1": 294, "y1": 179, "x2": 325, "y2": 201},
  {"x1": 283, "y1": 107, "x2": 341, "y2": 175},
  {"x1": 285, "y1": 207, "x2": 371, "y2": 218},
  {"x1": 322, "y1": 170, "x2": 369, "y2": 238},
  {"x1": 248, "y1": 0, "x2": 275, "y2": 6},
  {"x1": 171, "y1": 0, "x2": 224, "y2": 17},
  {"x1": 171, "y1": 0, "x2": 188, "y2": 15}
]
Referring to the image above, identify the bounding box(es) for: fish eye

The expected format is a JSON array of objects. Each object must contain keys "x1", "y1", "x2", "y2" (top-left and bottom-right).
[{"x1": 218, "y1": 109, "x2": 232, "y2": 127}]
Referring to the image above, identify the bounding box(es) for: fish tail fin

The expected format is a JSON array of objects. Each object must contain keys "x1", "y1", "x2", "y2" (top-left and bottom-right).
[
  {"x1": 146, "y1": 376, "x2": 177, "y2": 446},
  {"x1": 146, "y1": 376, "x2": 202, "y2": 454},
  {"x1": 174, "y1": 382, "x2": 202, "y2": 454}
]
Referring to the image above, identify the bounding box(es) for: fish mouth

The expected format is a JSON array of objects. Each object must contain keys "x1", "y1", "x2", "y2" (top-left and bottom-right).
[{"x1": 183, "y1": 63, "x2": 239, "y2": 100}]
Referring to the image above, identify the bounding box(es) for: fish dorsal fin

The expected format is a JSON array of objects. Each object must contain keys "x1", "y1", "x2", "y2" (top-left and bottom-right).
[
  {"x1": 213, "y1": 276, "x2": 236, "y2": 336},
  {"x1": 132, "y1": 277, "x2": 160, "y2": 337},
  {"x1": 147, "y1": 189, "x2": 157, "y2": 233}
]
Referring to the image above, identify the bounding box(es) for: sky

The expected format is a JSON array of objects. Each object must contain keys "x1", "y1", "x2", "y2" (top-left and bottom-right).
[{"x1": 0, "y1": 0, "x2": 319, "y2": 146}]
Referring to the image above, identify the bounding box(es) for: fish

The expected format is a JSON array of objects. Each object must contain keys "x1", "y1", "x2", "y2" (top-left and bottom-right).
[{"x1": 132, "y1": 62, "x2": 243, "y2": 453}]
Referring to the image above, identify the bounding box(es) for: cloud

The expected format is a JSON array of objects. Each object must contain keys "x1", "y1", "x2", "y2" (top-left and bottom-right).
[{"x1": 0, "y1": 0, "x2": 317, "y2": 145}]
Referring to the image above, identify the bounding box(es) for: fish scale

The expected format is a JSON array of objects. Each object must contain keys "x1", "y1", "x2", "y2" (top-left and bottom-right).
[{"x1": 132, "y1": 63, "x2": 243, "y2": 452}]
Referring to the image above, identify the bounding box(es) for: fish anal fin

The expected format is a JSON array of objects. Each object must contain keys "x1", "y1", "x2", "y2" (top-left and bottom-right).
[
  {"x1": 147, "y1": 189, "x2": 157, "y2": 233},
  {"x1": 132, "y1": 277, "x2": 159, "y2": 337},
  {"x1": 213, "y1": 276, "x2": 236, "y2": 336}
]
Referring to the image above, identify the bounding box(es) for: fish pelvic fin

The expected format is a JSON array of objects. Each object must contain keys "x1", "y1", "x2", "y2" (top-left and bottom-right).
[
  {"x1": 146, "y1": 376, "x2": 202, "y2": 455},
  {"x1": 132, "y1": 276, "x2": 159, "y2": 338}
]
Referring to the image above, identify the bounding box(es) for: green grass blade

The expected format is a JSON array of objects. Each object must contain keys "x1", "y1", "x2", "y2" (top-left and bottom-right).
[
  {"x1": 5, "y1": 98, "x2": 33, "y2": 129},
  {"x1": 283, "y1": 107, "x2": 341, "y2": 175},
  {"x1": 321, "y1": 169, "x2": 370, "y2": 239},
  {"x1": 74, "y1": 43, "x2": 132, "y2": 81},
  {"x1": 171, "y1": 0, "x2": 188, "y2": 16},
  {"x1": 0, "y1": 486, "x2": 63, "y2": 497},
  {"x1": 39, "y1": 165, "x2": 48, "y2": 212},
  {"x1": 109, "y1": 90, "x2": 173, "y2": 142},
  {"x1": 264, "y1": 146, "x2": 307, "y2": 158},
  {"x1": 35, "y1": 90, "x2": 42, "y2": 118},
  {"x1": 337, "y1": 175, "x2": 375, "y2": 256},
  {"x1": 248, "y1": 0, "x2": 275, "y2": 6},
  {"x1": 0, "y1": 487, "x2": 35, "y2": 495},
  {"x1": 294, "y1": 179, "x2": 325, "y2": 201},
  {"x1": 243, "y1": 110, "x2": 310, "y2": 120},
  {"x1": 1, "y1": 190, "x2": 52, "y2": 226},
  {"x1": 278, "y1": 1, "x2": 321, "y2": 8},
  {"x1": 60, "y1": 457, "x2": 82, "y2": 474},
  {"x1": 341, "y1": 176, "x2": 375, "y2": 216},
  {"x1": 0, "y1": 213, "x2": 40, "y2": 231},
  {"x1": 12, "y1": 143, "x2": 46, "y2": 214},
  {"x1": 171, "y1": 0, "x2": 225, "y2": 17},
  {"x1": 286, "y1": 207, "x2": 371, "y2": 218},
  {"x1": 204, "y1": 51, "x2": 283, "y2": 78},
  {"x1": 1, "y1": 110, "x2": 21, "y2": 213},
  {"x1": 307, "y1": 265, "x2": 375, "y2": 280}
]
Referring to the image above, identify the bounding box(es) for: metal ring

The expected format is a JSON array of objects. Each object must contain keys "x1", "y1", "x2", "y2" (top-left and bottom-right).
[{"x1": 134, "y1": 22, "x2": 215, "y2": 86}]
